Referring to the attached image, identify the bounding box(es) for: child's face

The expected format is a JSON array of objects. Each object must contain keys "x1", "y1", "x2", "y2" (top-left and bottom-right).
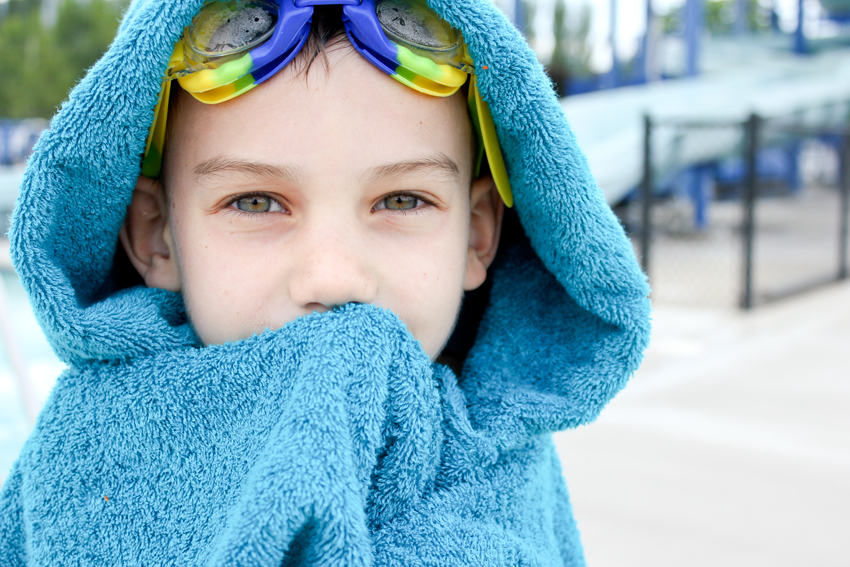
[{"x1": 122, "y1": 47, "x2": 502, "y2": 358}]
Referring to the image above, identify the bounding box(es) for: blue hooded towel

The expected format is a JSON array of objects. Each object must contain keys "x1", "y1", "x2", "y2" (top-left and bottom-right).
[{"x1": 0, "y1": 0, "x2": 651, "y2": 564}]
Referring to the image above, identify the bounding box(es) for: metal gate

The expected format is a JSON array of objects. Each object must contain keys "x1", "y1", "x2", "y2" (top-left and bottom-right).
[{"x1": 621, "y1": 107, "x2": 850, "y2": 309}]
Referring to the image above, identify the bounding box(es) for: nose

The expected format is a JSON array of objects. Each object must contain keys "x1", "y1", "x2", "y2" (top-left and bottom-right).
[{"x1": 288, "y1": 222, "x2": 378, "y2": 312}]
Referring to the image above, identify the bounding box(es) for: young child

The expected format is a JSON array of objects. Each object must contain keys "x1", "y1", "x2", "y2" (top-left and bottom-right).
[{"x1": 0, "y1": 0, "x2": 650, "y2": 565}]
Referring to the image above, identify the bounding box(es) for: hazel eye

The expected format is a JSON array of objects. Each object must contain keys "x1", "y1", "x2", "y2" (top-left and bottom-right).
[
  {"x1": 381, "y1": 194, "x2": 419, "y2": 210},
  {"x1": 232, "y1": 194, "x2": 282, "y2": 213}
]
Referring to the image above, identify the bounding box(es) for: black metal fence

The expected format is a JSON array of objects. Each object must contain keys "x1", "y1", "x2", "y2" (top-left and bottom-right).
[{"x1": 621, "y1": 106, "x2": 850, "y2": 309}]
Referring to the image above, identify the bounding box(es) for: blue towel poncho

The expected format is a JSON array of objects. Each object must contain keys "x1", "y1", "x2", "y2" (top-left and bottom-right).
[{"x1": 0, "y1": 0, "x2": 651, "y2": 564}]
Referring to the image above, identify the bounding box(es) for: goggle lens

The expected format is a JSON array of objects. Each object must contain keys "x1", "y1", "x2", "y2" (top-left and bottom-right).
[
  {"x1": 376, "y1": 0, "x2": 463, "y2": 61},
  {"x1": 190, "y1": 1, "x2": 276, "y2": 56},
  {"x1": 170, "y1": 0, "x2": 278, "y2": 78}
]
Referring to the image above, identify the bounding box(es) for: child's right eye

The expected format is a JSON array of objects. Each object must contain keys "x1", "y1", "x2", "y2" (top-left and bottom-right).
[{"x1": 230, "y1": 193, "x2": 284, "y2": 214}]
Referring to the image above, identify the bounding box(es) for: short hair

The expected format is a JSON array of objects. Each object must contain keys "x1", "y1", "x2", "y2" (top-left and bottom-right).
[{"x1": 294, "y1": 4, "x2": 351, "y2": 77}]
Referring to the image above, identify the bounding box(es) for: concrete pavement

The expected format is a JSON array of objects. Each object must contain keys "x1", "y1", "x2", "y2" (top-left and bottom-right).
[{"x1": 554, "y1": 280, "x2": 850, "y2": 567}]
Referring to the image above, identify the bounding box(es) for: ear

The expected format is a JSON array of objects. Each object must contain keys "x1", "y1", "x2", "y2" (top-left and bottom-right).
[
  {"x1": 464, "y1": 174, "x2": 504, "y2": 291},
  {"x1": 118, "y1": 176, "x2": 181, "y2": 292}
]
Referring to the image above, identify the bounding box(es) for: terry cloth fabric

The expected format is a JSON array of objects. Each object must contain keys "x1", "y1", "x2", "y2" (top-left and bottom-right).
[{"x1": 0, "y1": 0, "x2": 651, "y2": 565}]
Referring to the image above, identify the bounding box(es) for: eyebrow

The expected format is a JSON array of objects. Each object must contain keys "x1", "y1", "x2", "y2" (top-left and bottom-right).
[
  {"x1": 362, "y1": 153, "x2": 460, "y2": 184},
  {"x1": 194, "y1": 157, "x2": 305, "y2": 185}
]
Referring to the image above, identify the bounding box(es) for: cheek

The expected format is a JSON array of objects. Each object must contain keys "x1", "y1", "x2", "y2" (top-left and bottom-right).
[
  {"x1": 169, "y1": 213, "x2": 285, "y2": 342},
  {"x1": 375, "y1": 216, "x2": 469, "y2": 356},
  {"x1": 387, "y1": 213, "x2": 467, "y2": 291}
]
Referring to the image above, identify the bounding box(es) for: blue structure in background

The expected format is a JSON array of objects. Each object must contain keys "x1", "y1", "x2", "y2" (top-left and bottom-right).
[
  {"x1": 649, "y1": 0, "x2": 848, "y2": 229},
  {"x1": 513, "y1": 0, "x2": 527, "y2": 37},
  {"x1": 792, "y1": 0, "x2": 850, "y2": 54},
  {"x1": 538, "y1": 0, "x2": 850, "y2": 224},
  {"x1": 0, "y1": 120, "x2": 47, "y2": 166},
  {"x1": 735, "y1": 0, "x2": 748, "y2": 35},
  {"x1": 686, "y1": 166, "x2": 712, "y2": 229},
  {"x1": 544, "y1": 0, "x2": 850, "y2": 94},
  {"x1": 795, "y1": 0, "x2": 808, "y2": 54},
  {"x1": 601, "y1": 0, "x2": 620, "y2": 89},
  {"x1": 684, "y1": 0, "x2": 703, "y2": 77}
]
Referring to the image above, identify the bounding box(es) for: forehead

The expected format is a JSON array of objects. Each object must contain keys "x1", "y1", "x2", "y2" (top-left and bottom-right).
[{"x1": 165, "y1": 44, "x2": 474, "y2": 183}]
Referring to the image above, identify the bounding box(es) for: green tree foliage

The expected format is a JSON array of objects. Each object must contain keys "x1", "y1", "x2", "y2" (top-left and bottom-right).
[
  {"x1": 0, "y1": 0, "x2": 127, "y2": 119},
  {"x1": 663, "y1": 0, "x2": 774, "y2": 35}
]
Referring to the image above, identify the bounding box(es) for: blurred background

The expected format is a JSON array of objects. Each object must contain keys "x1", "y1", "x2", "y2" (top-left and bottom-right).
[{"x1": 1, "y1": 0, "x2": 848, "y2": 565}]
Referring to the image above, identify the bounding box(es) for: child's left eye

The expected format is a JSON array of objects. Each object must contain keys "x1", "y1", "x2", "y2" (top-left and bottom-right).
[
  {"x1": 374, "y1": 194, "x2": 427, "y2": 212},
  {"x1": 230, "y1": 194, "x2": 284, "y2": 213}
]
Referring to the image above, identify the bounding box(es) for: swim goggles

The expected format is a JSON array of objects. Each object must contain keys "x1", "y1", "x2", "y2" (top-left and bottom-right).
[{"x1": 141, "y1": 0, "x2": 512, "y2": 207}]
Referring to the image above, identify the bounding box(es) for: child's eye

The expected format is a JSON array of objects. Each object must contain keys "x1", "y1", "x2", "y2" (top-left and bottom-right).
[
  {"x1": 375, "y1": 193, "x2": 426, "y2": 212},
  {"x1": 230, "y1": 194, "x2": 283, "y2": 213}
]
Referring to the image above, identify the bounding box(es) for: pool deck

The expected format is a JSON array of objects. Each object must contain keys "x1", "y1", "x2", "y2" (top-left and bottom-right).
[{"x1": 554, "y1": 280, "x2": 850, "y2": 567}]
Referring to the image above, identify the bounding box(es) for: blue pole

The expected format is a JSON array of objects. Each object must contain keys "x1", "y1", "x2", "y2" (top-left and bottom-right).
[
  {"x1": 514, "y1": 0, "x2": 526, "y2": 33},
  {"x1": 688, "y1": 165, "x2": 711, "y2": 230},
  {"x1": 602, "y1": 0, "x2": 619, "y2": 88},
  {"x1": 1, "y1": 122, "x2": 9, "y2": 166},
  {"x1": 684, "y1": 0, "x2": 702, "y2": 77},
  {"x1": 735, "y1": 0, "x2": 748, "y2": 34},
  {"x1": 794, "y1": 0, "x2": 807, "y2": 54},
  {"x1": 641, "y1": 0, "x2": 653, "y2": 83},
  {"x1": 787, "y1": 141, "x2": 802, "y2": 193}
]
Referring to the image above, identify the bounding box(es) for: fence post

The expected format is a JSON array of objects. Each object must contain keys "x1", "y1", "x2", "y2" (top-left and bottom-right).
[
  {"x1": 741, "y1": 113, "x2": 760, "y2": 310},
  {"x1": 641, "y1": 114, "x2": 653, "y2": 276},
  {"x1": 839, "y1": 131, "x2": 849, "y2": 281}
]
